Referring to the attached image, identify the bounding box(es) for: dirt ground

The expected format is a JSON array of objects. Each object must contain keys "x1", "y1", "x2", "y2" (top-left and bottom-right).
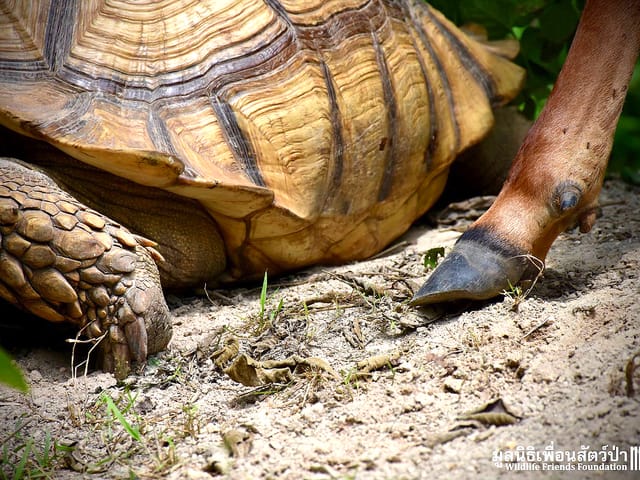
[{"x1": 1, "y1": 178, "x2": 639, "y2": 480}]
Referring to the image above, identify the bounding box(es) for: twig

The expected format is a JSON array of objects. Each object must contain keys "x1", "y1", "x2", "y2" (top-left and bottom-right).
[
  {"x1": 369, "y1": 241, "x2": 410, "y2": 260},
  {"x1": 68, "y1": 328, "x2": 107, "y2": 380},
  {"x1": 521, "y1": 317, "x2": 551, "y2": 340}
]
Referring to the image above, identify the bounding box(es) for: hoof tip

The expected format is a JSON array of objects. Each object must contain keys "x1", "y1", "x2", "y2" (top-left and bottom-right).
[{"x1": 411, "y1": 229, "x2": 530, "y2": 306}]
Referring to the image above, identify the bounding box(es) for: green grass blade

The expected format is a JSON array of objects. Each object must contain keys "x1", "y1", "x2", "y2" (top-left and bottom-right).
[
  {"x1": 259, "y1": 271, "x2": 268, "y2": 320},
  {"x1": 37, "y1": 431, "x2": 52, "y2": 468},
  {"x1": 100, "y1": 393, "x2": 142, "y2": 442},
  {"x1": 13, "y1": 439, "x2": 32, "y2": 480}
]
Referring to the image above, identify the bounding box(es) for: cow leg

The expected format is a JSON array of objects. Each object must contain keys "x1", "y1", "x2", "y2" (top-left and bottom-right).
[{"x1": 412, "y1": 0, "x2": 640, "y2": 305}]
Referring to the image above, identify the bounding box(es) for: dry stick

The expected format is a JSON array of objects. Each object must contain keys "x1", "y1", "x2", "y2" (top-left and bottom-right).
[
  {"x1": 515, "y1": 253, "x2": 545, "y2": 299},
  {"x1": 503, "y1": 254, "x2": 545, "y2": 311},
  {"x1": 368, "y1": 241, "x2": 410, "y2": 260},
  {"x1": 203, "y1": 282, "x2": 234, "y2": 305},
  {"x1": 521, "y1": 318, "x2": 552, "y2": 340},
  {"x1": 625, "y1": 350, "x2": 640, "y2": 397},
  {"x1": 68, "y1": 327, "x2": 108, "y2": 380}
]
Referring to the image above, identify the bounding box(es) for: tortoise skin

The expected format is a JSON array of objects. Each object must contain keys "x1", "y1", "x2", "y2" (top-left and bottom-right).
[{"x1": 0, "y1": 0, "x2": 524, "y2": 375}]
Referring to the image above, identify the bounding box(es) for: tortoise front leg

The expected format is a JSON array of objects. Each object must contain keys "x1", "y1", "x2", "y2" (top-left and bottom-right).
[{"x1": 0, "y1": 157, "x2": 171, "y2": 378}]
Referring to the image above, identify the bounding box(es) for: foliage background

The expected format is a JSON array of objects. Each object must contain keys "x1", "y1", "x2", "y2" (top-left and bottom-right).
[{"x1": 428, "y1": 0, "x2": 640, "y2": 183}]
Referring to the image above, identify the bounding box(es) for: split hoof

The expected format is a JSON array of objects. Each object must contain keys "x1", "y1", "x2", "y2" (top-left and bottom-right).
[{"x1": 410, "y1": 227, "x2": 532, "y2": 306}]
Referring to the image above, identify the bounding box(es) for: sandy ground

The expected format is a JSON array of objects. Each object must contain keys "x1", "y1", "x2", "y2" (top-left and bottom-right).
[{"x1": 1, "y1": 178, "x2": 639, "y2": 479}]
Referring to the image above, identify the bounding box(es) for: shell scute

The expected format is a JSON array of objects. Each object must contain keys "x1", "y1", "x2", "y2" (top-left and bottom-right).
[{"x1": 0, "y1": 0, "x2": 525, "y2": 276}]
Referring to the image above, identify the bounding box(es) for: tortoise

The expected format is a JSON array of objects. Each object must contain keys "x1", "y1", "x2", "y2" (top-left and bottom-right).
[{"x1": 0, "y1": 0, "x2": 524, "y2": 378}]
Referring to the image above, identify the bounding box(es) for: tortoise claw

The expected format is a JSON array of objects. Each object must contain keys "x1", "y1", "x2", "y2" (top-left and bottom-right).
[
  {"x1": 97, "y1": 247, "x2": 171, "y2": 379},
  {"x1": 410, "y1": 228, "x2": 530, "y2": 306},
  {"x1": 108, "y1": 324, "x2": 132, "y2": 380},
  {"x1": 124, "y1": 317, "x2": 148, "y2": 365}
]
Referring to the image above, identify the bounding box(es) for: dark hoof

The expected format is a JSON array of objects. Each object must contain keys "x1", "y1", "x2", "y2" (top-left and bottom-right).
[{"x1": 410, "y1": 228, "x2": 530, "y2": 306}]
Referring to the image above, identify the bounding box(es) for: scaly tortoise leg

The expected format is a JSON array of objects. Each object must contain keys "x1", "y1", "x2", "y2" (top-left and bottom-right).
[{"x1": 0, "y1": 157, "x2": 171, "y2": 378}]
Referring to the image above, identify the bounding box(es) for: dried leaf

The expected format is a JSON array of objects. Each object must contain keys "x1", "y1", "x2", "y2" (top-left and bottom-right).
[
  {"x1": 223, "y1": 354, "x2": 291, "y2": 386},
  {"x1": 436, "y1": 196, "x2": 496, "y2": 227},
  {"x1": 424, "y1": 428, "x2": 474, "y2": 448},
  {"x1": 332, "y1": 272, "x2": 386, "y2": 297},
  {"x1": 356, "y1": 352, "x2": 402, "y2": 374},
  {"x1": 223, "y1": 354, "x2": 338, "y2": 387},
  {"x1": 210, "y1": 337, "x2": 239, "y2": 369},
  {"x1": 458, "y1": 398, "x2": 521, "y2": 426},
  {"x1": 302, "y1": 357, "x2": 340, "y2": 378},
  {"x1": 344, "y1": 317, "x2": 365, "y2": 349}
]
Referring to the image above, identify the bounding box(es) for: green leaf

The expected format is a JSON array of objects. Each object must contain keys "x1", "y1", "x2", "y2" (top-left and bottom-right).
[
  {"x1": 0, "y1": 346, "x2": 28, "y2": 392},
  {"x1": 426, "y1": 0, "x2": 461, "y2": 25},
  {"x1": 423, "y1": 247, "x2": 445, "y2": 269},
  {"x1": 438, "y1": 0, "x2": 546, "y2": 39},
  {"x1": 609, "y1": 65, "x2": 640, "y2": 178},
  {"x1": 620, "y1": 166, "x2": 640, "y2": 186},
  {"x1": 537, "y1": 1, "x2": 580, "y2": 43}
]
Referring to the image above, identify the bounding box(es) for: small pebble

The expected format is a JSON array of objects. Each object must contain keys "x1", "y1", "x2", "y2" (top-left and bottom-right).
[
  {"x1": 443, "y1": 378, "x2": 463, "y2": 394},
  {"x1": 301, "y1": 402, "x2": 325, "y2": 422}
]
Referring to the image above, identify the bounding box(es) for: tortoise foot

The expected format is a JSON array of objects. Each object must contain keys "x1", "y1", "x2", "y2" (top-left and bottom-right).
[
  {"x1": 410, "y1": 227, "x2": 532, "y2": 305},
  {"x1": 93, "y1": 244, "x2": 172, "y2": 379},
  {"x1": 0, "y1": 158, "x2": 171, "y2": 378}
]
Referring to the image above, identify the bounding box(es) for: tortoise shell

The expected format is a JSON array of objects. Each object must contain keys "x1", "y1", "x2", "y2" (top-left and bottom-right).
[{"x1": 0, "y1": 0, "x2": 524, "y2": 279}]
